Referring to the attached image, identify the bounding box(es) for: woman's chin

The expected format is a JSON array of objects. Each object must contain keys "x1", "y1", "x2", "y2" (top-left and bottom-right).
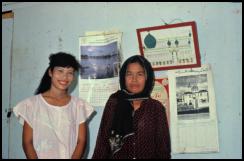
[{"x1": 127, "y1": 90, "x2": 142, "y2": 94}]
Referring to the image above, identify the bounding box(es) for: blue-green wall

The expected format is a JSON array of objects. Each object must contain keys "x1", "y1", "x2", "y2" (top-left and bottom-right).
[{"x1": 2, "y1": 2, "x2": 242, "y2": 159}]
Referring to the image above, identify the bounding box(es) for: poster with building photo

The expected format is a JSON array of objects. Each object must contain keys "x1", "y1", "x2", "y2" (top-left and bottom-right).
[
  {"x1": 168, "y1": 64, "x2": 219, "y2": 153},
  {"x1": 151, "y1": 78, "x2": 170, "y2": 126},
  {"x1": 79, "y1": 31, "x2": 122, "y2": 107}
]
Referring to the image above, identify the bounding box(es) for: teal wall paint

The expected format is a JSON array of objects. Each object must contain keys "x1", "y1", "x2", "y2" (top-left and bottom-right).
[{"x1": 2, "y1": 2, "x2": 242, "y2": 159}]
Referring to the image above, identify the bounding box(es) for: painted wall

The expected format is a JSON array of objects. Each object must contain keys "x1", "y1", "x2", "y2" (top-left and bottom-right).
[
  {"x1": 2, "y1": 2, "x2": 242, "y2": 159},
  {"x1": 2, "y1": 17, "x2": 13, "y2": 159}
]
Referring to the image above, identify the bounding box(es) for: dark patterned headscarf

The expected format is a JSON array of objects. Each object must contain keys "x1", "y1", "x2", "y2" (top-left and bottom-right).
[{"x1": 109, "y1": 55, "x2": 155, "y2": 157}]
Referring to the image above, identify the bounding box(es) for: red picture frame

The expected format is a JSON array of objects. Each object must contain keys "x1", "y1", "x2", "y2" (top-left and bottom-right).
[{"x1": 137, "y1": 21, "x2": 201, "y2": 71}]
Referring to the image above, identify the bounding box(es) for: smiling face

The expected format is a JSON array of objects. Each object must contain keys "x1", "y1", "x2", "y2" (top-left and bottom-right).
[
  {"x1": 49, "y1": 66, "x2": 75, "y2": 91},
  {"x1": 125, "y1": 62, "x2": 146, "y2": 94}
]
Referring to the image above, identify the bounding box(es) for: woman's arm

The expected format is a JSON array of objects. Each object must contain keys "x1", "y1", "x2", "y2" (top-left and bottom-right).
[
  {"x1": 155, "y1": 104, "x2": 171, "y2": 159},
  {"x1": 71, "y1": 123, "x2": 87, "y2": 159},
  {"x1": 92, "y1": 96, "x2": 116, "y2": 159},
  {"x1": 22, "y1": 121, "x2": 38, "y2": 159}
]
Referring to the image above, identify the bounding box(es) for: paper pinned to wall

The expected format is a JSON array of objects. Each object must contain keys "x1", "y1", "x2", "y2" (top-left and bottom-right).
[
  {"x1": 79, "y1": 31, "x2": 122, "y2": 107},
  {"x1": 168, "y1": 64, "x2": 219, "y2": 153},
  {"x1": 151, "y1": 78, "x2": 170, "y2": 127}
]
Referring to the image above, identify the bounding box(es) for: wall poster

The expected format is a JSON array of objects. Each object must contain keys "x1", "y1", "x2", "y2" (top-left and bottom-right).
[
  {"x1": 168, "y1": 64, "x2": 219, "y2": 153},
  {"x1": 79, "y1": 31, "x2": 122, "y2": 107},
  {"x1": 151, "y1": 78, "x2": 170, "y2": 126},
  {"x1": 137, "y1": 21, "x2": 201, "y2": 71}
]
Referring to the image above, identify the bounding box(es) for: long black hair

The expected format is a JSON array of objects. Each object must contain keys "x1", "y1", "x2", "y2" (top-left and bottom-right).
[{"x1": 35, "y1": 52, "x2": 80, "y2": 95}]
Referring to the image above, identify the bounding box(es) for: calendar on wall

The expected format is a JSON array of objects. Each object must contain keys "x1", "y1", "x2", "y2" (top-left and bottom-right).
[
  {"x1": 168, "y1": 64, "x2": 219, "y2": 153},
  {"x1": 137, "y1": 21, "x2": 201, "y2": 71},
  {"x1": 79, "y1": 31, "x2": 122, "y2": 107}
]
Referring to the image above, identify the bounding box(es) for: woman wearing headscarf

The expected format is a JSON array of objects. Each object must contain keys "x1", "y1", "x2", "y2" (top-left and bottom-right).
[{"x1": 92, "y1": 55, "x2": 171, "y2": 159}]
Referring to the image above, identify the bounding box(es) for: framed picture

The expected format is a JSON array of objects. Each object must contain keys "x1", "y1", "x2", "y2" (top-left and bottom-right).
[{"x1": 137, "y1": 21, "x2": 201, "y2": 71}]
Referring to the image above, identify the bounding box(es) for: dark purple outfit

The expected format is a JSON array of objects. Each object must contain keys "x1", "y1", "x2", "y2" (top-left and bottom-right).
[{"x1": 92, "y1": 92, "x2": 171, "y2": 159}]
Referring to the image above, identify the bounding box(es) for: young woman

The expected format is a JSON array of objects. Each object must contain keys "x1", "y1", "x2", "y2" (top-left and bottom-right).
[
  {"x1": 92, "y1": 55, "x2": 171, "y2": 159},
  {"x1": 13, "y1": 52, "x2": 94, "y2": 159}
]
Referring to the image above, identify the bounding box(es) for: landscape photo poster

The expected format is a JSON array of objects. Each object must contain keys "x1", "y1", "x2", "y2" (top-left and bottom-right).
[
  {"x1": 79, "y1": 31, "x2": 122, "y2": 107},
  {"x1": 168, "y1": 64, "x2": 219, "y2": 153}
]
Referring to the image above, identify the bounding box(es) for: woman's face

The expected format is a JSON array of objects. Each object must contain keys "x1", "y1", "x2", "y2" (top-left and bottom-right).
[
  {"x1": 49, "y1": 66, "x2": 75, "y2": 91},
  {"x1": 125, "y1": 62, "x2": 146, "y2": 94}
]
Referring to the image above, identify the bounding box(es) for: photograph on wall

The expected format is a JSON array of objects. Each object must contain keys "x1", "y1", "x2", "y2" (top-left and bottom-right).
[
  {"x1": 80, "y1": 41, "x2": 120, "y2": 79},
  {"x1": 79, "y1": 31, "x2": 122, "y2": 107},
  {"x1": 137, "y1": 21, "x2": 201, "y2": 71},
  {"x1": 168, "y1": 64, "x2": 219, "y2": 153},
  {"x1": 176, "y1": 74, "x2": 209, "y2": 120},
  {"x1": 151, "y1": 78, "x2": 170, "y2": 126}
]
